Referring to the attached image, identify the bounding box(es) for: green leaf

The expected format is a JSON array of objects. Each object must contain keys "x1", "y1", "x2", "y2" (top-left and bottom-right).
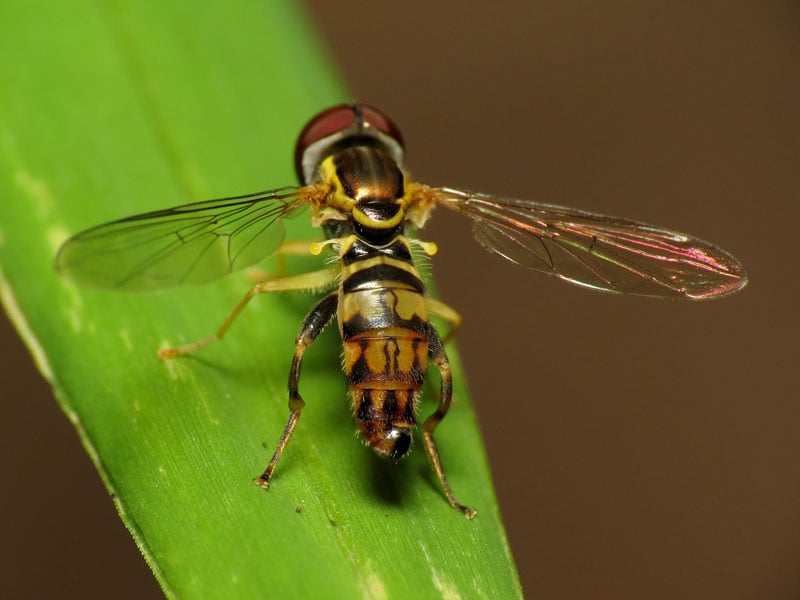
[{"x1": 0, "y1": 1, "x2": 521, "y2": 597}]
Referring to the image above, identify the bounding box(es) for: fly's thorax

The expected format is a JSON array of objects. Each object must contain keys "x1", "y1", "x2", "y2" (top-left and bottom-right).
[{"x1": 311, "y1": 147, "x2": 409, "y2": 246}]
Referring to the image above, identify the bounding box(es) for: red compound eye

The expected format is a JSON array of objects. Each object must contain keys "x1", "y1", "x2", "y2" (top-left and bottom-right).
[
  {"x1": 358, "y1": 104, "x2": 404, "y2": 147},
  {"x1": 294, "y1": 104, "x2": 404, "y2": 183}
]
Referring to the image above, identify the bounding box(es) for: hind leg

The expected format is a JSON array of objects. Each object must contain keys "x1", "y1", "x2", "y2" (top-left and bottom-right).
[
  {"x1": 422, "y1": 324, "x2": 476, "y2": 519},
  {"x1": 254, "y1": 292, "x2": 339, "y2": 488}
]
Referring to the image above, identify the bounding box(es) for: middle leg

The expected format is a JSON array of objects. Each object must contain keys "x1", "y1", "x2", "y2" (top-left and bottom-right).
[{"x1": 159, "y1": 267, "x2": 337, "y2": 359}]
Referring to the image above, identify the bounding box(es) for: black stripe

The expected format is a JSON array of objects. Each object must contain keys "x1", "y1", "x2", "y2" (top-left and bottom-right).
[
  {"x1": 357, "y1": 389, "x2": 375, "y2": 421},
  {"x1": 341, "y1": 311, "x2": 429, "y2": 338},
  {"x1": 357, "y1": 200, "x2": 401, "y2": 222},
  {"x1": 346, "y1": 340, "x2": 373, "y2": 385},
  {"x1": 342, "y1": 264, "x2": 424, "y2": 294},
  {"x1": 403, "y1": 389, "x2": 417, "y2": 423},
  {"x1": 342, "y1": 239, "x2": 412, "y2": 266},
  {"x1": 353, "y1": 221, "x2": 403, "y2": 246},
  {"x1": 382, "y1": 389, "x2": 399, "y2": 415}
]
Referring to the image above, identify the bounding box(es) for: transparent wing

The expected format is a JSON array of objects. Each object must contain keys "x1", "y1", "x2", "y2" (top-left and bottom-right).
[
  {"x1": 429, "y1": 186, "x2": 748, "y2": 299},
  {"x1": 55, "y1": 186, "x2": 320, "y2": 290}
]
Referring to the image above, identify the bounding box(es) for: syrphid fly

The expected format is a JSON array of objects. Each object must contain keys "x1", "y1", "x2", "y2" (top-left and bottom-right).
[{"x1": 56, "y1": 104, "x2": 748, "y2": 518}]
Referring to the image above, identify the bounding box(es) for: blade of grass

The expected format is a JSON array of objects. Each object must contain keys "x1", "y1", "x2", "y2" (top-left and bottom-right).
[{"x1": 0, "y1": 1, "x2": 522, "y2": 597}]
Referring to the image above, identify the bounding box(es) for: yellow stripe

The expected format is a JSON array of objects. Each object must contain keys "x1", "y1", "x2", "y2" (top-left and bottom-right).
[{"x1": 341, "y1": 255, "x2": 419, "y2": 278}]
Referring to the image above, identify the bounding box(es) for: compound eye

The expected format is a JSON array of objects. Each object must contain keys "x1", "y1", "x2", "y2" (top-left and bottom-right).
[
  {"x1": 358, "y1": 105, "x2": 404, "y2": 148},
  {"x1": 295, "y1": 105, "x2": 359, "y2": 156},
  {"x1": 294, "y1": 104, "x2": 405, "y2": 183}
]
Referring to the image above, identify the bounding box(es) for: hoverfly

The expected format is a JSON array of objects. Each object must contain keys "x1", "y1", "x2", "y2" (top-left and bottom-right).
[{"x1": 55, "y1": 104, "x2": 748, "y2": 518}]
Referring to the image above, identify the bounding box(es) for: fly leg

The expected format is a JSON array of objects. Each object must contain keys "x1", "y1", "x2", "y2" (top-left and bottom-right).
[
  {"x1": 422, "y1": 324, "x2": 477, "y2": 519},
  {"x1": 426, "y1": 297, "x2": 462, "y2": 344},
  {"x1": 248, "y1": 240, "x2": 323, "y2": 282},
  {"x1": 158, "y1": 267, "x2": 337, "y2": 359},
  {"x1": 254, "y1": 292, "x2": 339, "y2": 489}
]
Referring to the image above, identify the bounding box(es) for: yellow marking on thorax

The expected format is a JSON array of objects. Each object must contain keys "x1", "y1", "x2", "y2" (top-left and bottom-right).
[
  {"x1": 316, "y1": 155, "x2": 411, "y2": 230},
  {"x1": 318, "y1": 156, "x2": 355, "y2": 213}
]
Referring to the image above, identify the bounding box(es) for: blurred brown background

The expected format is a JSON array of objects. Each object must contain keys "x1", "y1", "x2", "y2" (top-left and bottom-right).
[{"x1": 2, "y1": 1, "x2": 799, "y2": 598}]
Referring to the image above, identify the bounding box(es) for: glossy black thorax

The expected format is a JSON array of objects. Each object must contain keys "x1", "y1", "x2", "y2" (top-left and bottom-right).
[{"x1": 327, "y1": 146, "x2": 408, "y2": 246}]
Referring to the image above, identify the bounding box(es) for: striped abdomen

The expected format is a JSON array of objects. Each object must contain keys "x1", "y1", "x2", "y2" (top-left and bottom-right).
[{"x1": 338, "y1": 237, "x2": 429, "y2": 459}]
